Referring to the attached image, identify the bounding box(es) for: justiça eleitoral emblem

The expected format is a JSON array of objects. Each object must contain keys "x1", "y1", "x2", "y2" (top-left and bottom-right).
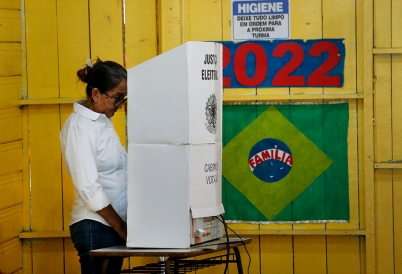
[
  {"x1": 205, "y1": 94, "x2": 217, "y2": 134},
  {"x1": 248, "y1": 138, "x2": 293, "y2": 183}
]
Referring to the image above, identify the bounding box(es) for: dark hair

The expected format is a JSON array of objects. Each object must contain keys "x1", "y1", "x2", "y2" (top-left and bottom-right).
[{"x1": 77, "y1": 58, "x2": 127, "y2": 97}]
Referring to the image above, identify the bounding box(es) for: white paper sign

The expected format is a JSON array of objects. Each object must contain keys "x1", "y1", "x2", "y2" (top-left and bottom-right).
[{"x1": 232, "y1": 0, "x2": 290, "y2": 40}]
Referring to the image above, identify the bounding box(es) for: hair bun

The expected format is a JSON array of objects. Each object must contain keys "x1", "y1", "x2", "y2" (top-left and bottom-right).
[
  {"x1": 76, "y1": 67, "x2": 90, "y2": 83},
  {"x1": 76, "y1": 58, "x2": 102, "y2": 83}
]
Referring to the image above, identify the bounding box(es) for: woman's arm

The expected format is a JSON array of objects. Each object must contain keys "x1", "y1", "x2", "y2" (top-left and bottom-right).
[{"x1": 97, "y1": 204, "x2": 127, "y2": 241}]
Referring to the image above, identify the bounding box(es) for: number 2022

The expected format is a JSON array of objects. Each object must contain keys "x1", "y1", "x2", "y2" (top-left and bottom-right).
[{"x1": 222, "y1": 40, "x2": 345, "y2": 88}]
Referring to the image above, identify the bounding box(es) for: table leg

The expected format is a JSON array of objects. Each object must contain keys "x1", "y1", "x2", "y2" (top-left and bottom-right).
[
  {"x1": 165, "y1": 258, "x2": 171, "y2": 274},
  {"x1": 173, "y1": 259, "x2": 180, "y2": 274},
  {"x1": 233, "y1": 247, "x2": 244, "y2": 274},
  {"x1": 100, "y1": 258, "x2": 110, "y2": 274},
  {"x1": 164, "y1": 258, "x2": 181, "y2": 274}
]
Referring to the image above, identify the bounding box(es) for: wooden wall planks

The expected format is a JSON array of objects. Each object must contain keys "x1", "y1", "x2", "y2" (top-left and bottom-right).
[
  {"x1": 0, "y1": 1, "x2": 23, "y2": 273},
  {"x1": 15, "y1": 0, "x2": 402, "y2": 273}
]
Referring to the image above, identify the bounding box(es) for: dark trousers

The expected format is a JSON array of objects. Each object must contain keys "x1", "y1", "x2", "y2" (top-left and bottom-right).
[{"x1": 70, "y1": 219, "x2": 125, "y2": 274}]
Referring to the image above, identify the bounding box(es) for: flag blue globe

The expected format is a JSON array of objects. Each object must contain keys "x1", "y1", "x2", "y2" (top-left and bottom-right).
[{"x1": 248, "y1": 138, "x2": 293, "y2": 183}]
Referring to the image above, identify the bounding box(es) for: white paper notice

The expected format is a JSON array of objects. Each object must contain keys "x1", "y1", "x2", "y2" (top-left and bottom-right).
[{"x1": 232, "y1": 0, "x2": 290, "y2": 40}]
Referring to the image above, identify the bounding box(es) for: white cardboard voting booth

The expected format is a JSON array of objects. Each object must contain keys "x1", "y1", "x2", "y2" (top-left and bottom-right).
[{"x1": 126, "y1": 41, "x2": 224, "y2": 248}]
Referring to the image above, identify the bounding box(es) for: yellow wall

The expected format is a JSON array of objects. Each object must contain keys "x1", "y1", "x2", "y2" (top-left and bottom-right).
[
  {"x1": 0, "y1": 0, "x2": 397, "y2": 273},
  {"x1": 367, "y1": 0, "x2": 402, "y2": 273},
  {"x1": 0, "y1": 0, "x2": 23, "y2": 273}
]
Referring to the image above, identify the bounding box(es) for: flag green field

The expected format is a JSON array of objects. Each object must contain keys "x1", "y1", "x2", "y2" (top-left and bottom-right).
[{"x1": 222, "y1": 103, "x2": 349, "y2": 222}]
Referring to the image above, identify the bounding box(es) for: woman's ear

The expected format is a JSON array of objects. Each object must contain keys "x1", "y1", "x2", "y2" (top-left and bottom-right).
[{"x1": 91, "y1": 88, "x2": 100, "y2": 102}]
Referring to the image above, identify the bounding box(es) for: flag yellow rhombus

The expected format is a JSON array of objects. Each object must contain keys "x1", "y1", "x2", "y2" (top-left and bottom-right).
[{"x1": 223, "y1": 106, "x2": 333, "y2": 220}]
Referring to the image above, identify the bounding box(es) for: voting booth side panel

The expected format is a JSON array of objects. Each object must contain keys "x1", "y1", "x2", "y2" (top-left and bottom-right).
[
  {"x1": 126, "y1": 143, "x2": 223, "y2": 248},
  {"x1": 127, "y1": 41, "x2": 222, "y2": 145},
  {"x1": 187, "y1": 42, "x2": 223, "y2": 144},
  {"x1": 127, "y1": 44, "x2": 189, "y2": 144},
  {"x1": 189, "y1": 142, "x2": 224, "y2": 218},
  {"x1": 189, "y1": 143, "x2": 225, "y2": 245},
  {"x1": 126, "y1": 143, "x2": 191, "y2": 248}
]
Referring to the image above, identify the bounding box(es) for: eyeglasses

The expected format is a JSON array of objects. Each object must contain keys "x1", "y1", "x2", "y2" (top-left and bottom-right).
[{"x1": 102, "y1": 92, "x2": 128, "y2": 107}]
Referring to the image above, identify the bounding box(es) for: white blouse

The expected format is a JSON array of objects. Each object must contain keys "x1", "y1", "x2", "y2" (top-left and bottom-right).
[{"x1": 60, "y1": 101, "x2": 128, "y2": 226}]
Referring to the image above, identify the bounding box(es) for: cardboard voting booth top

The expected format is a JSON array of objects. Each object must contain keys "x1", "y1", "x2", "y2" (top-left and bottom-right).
[{"x1": 127, "y1": 41, "x2": 222, "y2": 145}]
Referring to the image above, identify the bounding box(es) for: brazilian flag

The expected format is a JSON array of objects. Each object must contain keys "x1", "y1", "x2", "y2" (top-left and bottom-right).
[{"x1": 222, "y1": 103, "x2": 349, "y2": 222}]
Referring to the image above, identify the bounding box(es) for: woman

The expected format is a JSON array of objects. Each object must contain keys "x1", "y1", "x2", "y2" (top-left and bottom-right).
[{"x1": 60, "y1": 58, "x2": 128, "y2": 274}]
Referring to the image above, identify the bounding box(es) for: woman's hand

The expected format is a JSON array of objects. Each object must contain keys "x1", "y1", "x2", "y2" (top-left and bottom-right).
[{"x1": 97, "y1": 204, "x2": 127, "y2": 241}]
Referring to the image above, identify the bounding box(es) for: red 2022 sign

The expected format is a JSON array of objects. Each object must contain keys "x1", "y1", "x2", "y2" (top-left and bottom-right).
[{"x1": 221, "y1": 39, "x2": 345, "y2": 88}]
